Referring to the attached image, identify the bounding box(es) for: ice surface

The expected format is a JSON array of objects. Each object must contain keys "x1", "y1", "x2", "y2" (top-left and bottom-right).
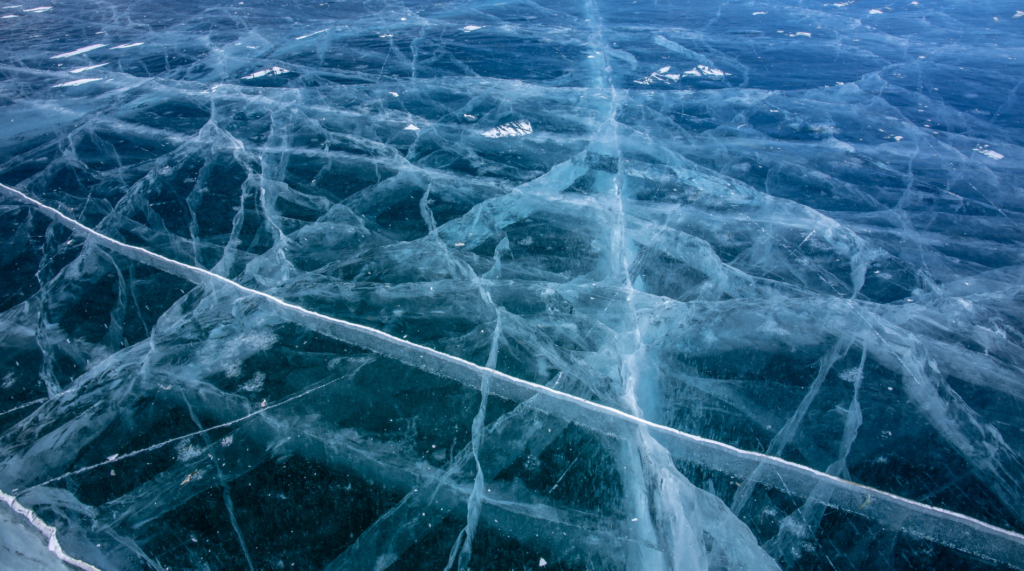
[{"x1": 1, "y1": 0, "x2": 1023, "y2": 570}]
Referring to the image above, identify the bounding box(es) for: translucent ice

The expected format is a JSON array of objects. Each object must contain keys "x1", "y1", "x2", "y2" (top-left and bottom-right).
[{"x1": 1, "y1": 0, "x2": 1023, "y2": 570}]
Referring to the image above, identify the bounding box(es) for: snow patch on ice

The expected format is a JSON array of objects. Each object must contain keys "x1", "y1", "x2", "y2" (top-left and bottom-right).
[
  {"x1": 296, "y1": 28, "x2": 328, "y2": 39},
  {"x1": 241, "y1": 66, "x2": 290, "y2": 79},
  {"x1": 682, "y1": 64, "x2": 729, "y2": 78},
  {"x1": 51, "y1": 44, "x2": 105, "y2": 58},
  {"x1": 53, "y1": 77, "x2": 102, "y2": 87},
  {"x1": 69, "y1": 63, "x2": 107, "y2": 73},
  {"x1": 482, "y1": 120, "x2": 532, "y2": 138}
]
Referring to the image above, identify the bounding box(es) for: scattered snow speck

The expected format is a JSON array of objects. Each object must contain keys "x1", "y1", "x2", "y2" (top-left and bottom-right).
[
  {"x1": 404, "y1": 123, "x2": 420, "y2": 130},
  {"x1": 795, "y1": 32, "x2": 812, "y2": 37},
  {"x1": 462, "y1": 25, "x2": 482, "y2": 32},
  {"x1": 110, "y1": 42, "x2": 143, "y2": 49},
  {"x1": 753, "y1": 11, "x2": 767, "y2": 15},
  {"x1": 869, "y1": 9, "x2": 883, "y2": 14}
]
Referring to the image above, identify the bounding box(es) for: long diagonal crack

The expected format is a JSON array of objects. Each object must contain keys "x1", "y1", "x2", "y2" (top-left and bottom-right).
[{"x1": 2, "y1": 181, "x2": 1024, "y2": 568}]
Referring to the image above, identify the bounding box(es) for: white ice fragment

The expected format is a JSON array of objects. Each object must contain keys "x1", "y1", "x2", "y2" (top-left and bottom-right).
[
  {"x1": 795, "y1": 32, "x2": 812, "y2": 37},
  {"x1": 463, "y1": 114, "x2": 476, "y2": 120},
  {"x1": 869, "y1": 8, "x2": 883, "y2": 14},
  {"x1": 833, "y1": 1, "x2": 853, "y2": 5},
  {"x1": 221, "y1": 435, "x2": 234, "y2": 447},
  {"x1": 106, "y1": 454, "x2": 118, "y2": 461},
  {"x1": 53, "y1": 77, "x2": 101, "y2": 87},
  {"x1": 894, "y1": 135, "x2": 903, "y2": 141},
  {"x1": 51, "y1": 43, "x2": 106, "y2": 59},
  {"x1": 389, "y1": 91, "x2": 398, "y2": 96},
  {"x1": 976, "y1": 148, "x2": 1004, "y2": 160},
  {"x1": 241, "y1": 66, "x2": 290, "y2": 79},
  {"x1": 538, "y1": 559, "x2": 547, "y2": 567},
  {"x1": 110, "y1": 42, "x2": 143, "y2": 49},
  {"x1": 3, "y1": 5, "x2": 23, "y2": 8},
  {"x1": 69, "y1": 62, "x2": 107, "y2": 73},
  {"x1": 1014, "y1": 10, "x2": 1024, "y2": 18},
  {"x1": 1, "y1": 14, "x2": 15, "y2": 17},
  {"x1": 658, "y1": 66, "x2": 671, "y2": 73},
  {"x1": 295, "y1": 28, "x2": 328, "y2": 40},
  {"x1": 753, "y1": 11, "x2": 767, "y2": 15},
  {"x1": 403, "y1": 123, "x2": 420, "y2": 131},
  {"x1": 482, "y1": 120, "x2": 532, "y2": 138},
  {"x1": 23, "y1": 5, "x2": 50, "y2": 12},
  {"x1": 462, "y1": 25, "x2": 482, "y2": 32}
]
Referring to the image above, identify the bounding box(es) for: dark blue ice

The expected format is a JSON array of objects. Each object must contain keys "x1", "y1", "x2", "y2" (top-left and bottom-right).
[{"x1": 1, "y1": 0, "x2": 1023, "y2": 569}]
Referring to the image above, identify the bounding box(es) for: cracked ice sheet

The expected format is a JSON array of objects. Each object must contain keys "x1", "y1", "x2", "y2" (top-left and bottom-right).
[{"x1": 1, "y1": 0, "x2": 1024, "y2": 570}]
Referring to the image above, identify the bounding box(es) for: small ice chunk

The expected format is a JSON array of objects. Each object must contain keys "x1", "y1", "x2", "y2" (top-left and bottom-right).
[
  {"x1": 482, "y1": 120, "x2": 532, "y2": 138},
  {"x1": 869, "y1": 9, "x2": 883, "y2": 14},
  {"x1": 538, "y1": 559, "x2": 547, "y2": 567},
  {"x1": 977, "y1": 148, "x2": 1004, "y2": 160},
  {"x1": 1, "y1": 14, "x2": 16, "y2": 17},
  {"x1": 53, "y1": 77, "x2": 102, "y2": 87},
  {"x1": 753, "y1": 11, "x2": 767, "y2": 15},
  {"x1": 241, "y1": 66, "x2": 290, "y2": 79},
  {"x1": 404, "y1": 123, "x2": 420, "y2": 130},
  {"x1": 110, "y1": 42, "x2": 143, "y2": 49},
  {"x1": 51, "y1": 43, "x2": 106, "y2": 58},
  {"x1": 69, "y1": 62, "x2": 107, "y2": 73},
  {"x1": 1014, "y1": 10, "x2": 1024, "y2": 18},
  {"x1": 23, "y1": 5, "x2": 50, "y2": 12},
  {"x1": 462, "y1": 25, "x2": 482, "y2": 32},
  {"x1": 894, "y1": 135, "x2": 903, "y2": 141},
  {"x1": 795, "y1": 32, "x2": 812, "y2": 37},
  {"x1": 389, "y1": 91, "x2": 398, "y2": 96}
]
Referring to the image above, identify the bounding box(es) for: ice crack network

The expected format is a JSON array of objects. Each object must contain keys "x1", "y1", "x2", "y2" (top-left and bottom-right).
[{"x1": 0, "y1": 0, "x2": 1023, "y2": 570}]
